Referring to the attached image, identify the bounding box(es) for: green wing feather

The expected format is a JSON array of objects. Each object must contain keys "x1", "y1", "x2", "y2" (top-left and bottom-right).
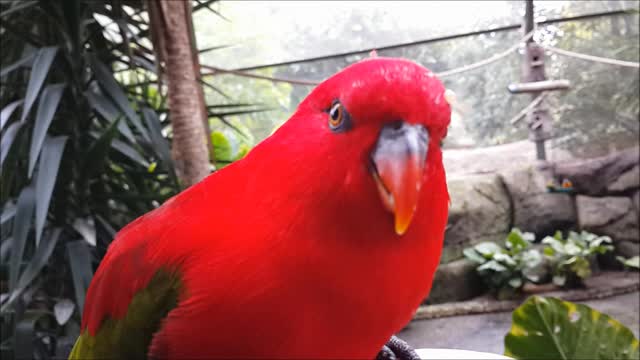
[{"x1": 69, "y1": 269, "x2": 182, "y2": 359}]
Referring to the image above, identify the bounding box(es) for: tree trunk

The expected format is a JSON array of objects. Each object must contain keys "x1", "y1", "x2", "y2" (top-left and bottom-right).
[{"x1": 149, "y1": 0, "x2": 210, "y2": 187}]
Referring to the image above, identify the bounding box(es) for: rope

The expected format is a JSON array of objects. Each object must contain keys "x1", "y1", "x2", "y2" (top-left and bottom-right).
[
  {"x1": 199, "y1": 30, "x2": 536, "y2": 86},
  {"x1": 544, "y1": 45, "x2": 640, "y2": 69},
  {"x1": 435, "y1": 29, "x2": 535, "y2": 78},
  {"x1": 198, "y1": 30, "x2": 638, "y2": 86},
  {"x1": 200, "y1": 64, "x2": 320, "y2": 86},
  {"x1": 509, "y1": 93, "x2": 548, "y2": 125}
]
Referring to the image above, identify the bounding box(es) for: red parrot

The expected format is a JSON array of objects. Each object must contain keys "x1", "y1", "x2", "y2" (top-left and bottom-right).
[{"x1": 70, "y1": 57, "x2": 451, "y2": 359}]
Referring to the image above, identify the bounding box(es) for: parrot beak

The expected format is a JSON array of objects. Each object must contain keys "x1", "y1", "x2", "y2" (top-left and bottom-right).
[{"x1": 370, "y1": 122, "x2": 429, "y2": 236}]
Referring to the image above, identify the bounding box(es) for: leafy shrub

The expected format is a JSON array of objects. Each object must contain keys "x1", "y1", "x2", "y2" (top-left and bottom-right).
[
  {"x1": 542, "y1": 231, "x2": 614, "y2": 287},
  {"x1": 0, "y1": 1, "x2": 181, "y2": 358},
  {"x1": 464, "y1": 229, "x2": 545, "y2": 298},
  {"x1": 0, "y1": 1, "x2": 256, "y2": 358},
  {"x1": 505, "y1": 296, "x2": 639, "y2": 360}
]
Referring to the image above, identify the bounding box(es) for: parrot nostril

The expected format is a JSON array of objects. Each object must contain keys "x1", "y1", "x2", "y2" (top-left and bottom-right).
[{"x1": 389, "y1": 121, "x2": 404, "y2": 131}]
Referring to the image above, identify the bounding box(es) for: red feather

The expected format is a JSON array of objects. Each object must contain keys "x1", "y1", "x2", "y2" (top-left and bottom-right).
[{"x1": 80, "y1": 57, "x2": 451, "y2": 358}]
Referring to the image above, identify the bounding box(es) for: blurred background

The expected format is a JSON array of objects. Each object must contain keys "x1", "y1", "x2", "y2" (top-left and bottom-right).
[
  {"x1": 195, "y1": 1, "x2": 639, "y2": 156},
  {"x1": 0, "y1": 1, "x2": 638, "y2": 359}
]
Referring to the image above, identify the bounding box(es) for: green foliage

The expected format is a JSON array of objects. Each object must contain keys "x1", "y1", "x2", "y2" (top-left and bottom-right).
[
  {"x1": 505, "y1": 296, "x2": 639, "y2": 360},
  {"x1": 464, "y1": 229, "x2": 545, "y2": 298},
  {"x1": 1, "y1": 1, "x2": 255, "y2": 357},
  {"x1": 0, "y1": 1, "x2": 175, "y2": 358},
  {"x1": 465, "y1": 228, "x2": 617, "y2": 298},
  {"x1": 210, "y1": 129, "x2": 251, "y2": 168},
  {"x1": 542, "y1": 231, "x2": 614, "y2": 287},
  {"x1": 616, "y1": 255, "x2": 640, "y2": 270}
]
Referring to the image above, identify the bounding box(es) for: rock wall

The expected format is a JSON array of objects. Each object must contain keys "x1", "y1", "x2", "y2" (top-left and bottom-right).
[{"x1": 428, "y1": 145, "x2": 639, "y2": 304}]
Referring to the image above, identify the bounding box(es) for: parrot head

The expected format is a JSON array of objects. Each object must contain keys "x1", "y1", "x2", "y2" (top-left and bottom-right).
[{"x1": 254, "y1": 57, "x2": 450, "y2": 237}]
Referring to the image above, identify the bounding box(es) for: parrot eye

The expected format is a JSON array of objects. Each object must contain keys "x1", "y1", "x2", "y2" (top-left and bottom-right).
[{"x1": 327, "y1": 100, "x2": 351, "y2": 132}]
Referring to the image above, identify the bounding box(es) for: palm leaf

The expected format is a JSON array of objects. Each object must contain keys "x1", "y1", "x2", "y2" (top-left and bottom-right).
[
  {"x1": 0, "y1": 99, "x2": 23, "y2": 131},
  {"x1": 1, "y1": 228, "x2": 62, "y2": 311},
  {"x1": 28, "y1": 83, "x2": 66, "y2": 177},
  {"x1": 19, "y1": 47, "x2": 58, "y2": 123},
  {"x1": 0, "y1": 120, "x2": 23, "y2": 167},
  {"x1": 90, "y1": 55, "x2": 150, "y2": 142},
  {"x1": 66, "y1": 241, "x2": 93, "y2": 313},
  {"x1": 8, "y1": 186, "x2": 35, "y2": 292},
  {"x1": 34, "y1": 136, "x2": 67, "y2": 246}
]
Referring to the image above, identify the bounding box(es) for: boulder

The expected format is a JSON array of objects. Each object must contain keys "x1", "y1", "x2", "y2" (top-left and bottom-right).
[
  {"x1": 426, "y1": 258, "x2": 484, "y2": 304},
  {"x1": 608, "y1": 165, "x2": 639, "y2": 193},
  {"x1": 577, "y1": 196, "x2": 639, "y2": 243},
  {"x1": 501, "y1": 166, "x2": 576, "y2": 238},
  {"x1": 554, "y1": 146, "x2": 639, "y2": 196},
  {"x1": 443, "y1": 173, "x2": 511, "y2": 262}
]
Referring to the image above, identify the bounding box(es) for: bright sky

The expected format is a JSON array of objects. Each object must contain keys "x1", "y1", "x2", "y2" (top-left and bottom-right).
[{"x1": 195, "y1": 1, "x2": 572, "y2": 68}]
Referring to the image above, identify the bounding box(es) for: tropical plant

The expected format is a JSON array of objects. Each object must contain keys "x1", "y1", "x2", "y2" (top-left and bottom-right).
[
  {"x1": 464, "y1": 228, "x2": 546, "y2": 298},
  {"x1": 0, "y1": 1, "x2": 178, "y2": 358},
  {"x1": 505, "y1": 296, "x2": 639, "y2": 360},
  {"x1": 542, "y1": 231, "x2": 614, "y2": 287},
  {"x1": 0, "y1": 1, "x2": 254, "y2": 358}
]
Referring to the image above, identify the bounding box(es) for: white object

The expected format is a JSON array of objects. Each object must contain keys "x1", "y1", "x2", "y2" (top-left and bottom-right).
[
  {"x1": 416, "y1": 348, "x2": 513, "y2": 359},
  {"x1": 54, "y1": 298, "x2": 76, "y2": 325}
]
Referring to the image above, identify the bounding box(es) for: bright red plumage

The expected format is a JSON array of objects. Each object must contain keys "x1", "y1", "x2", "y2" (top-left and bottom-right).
[{"x1": 77, "y1": 57, "x2": 451, "y2": 359}]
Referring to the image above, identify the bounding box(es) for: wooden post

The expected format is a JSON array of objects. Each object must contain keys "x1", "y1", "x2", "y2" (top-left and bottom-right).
[{"x1": 523, "y1": 0, "x2": 551, "y2": 161}]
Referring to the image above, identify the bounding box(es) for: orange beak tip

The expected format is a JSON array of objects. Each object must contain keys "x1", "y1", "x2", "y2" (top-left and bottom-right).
[{"x1": 395, "y1": 218, "x2": 411, "y2": 236}]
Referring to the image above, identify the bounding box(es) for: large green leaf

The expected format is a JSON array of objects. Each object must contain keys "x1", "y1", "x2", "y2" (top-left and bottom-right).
[
  {"x1": 28, "y1": 83, "x2": 66, "y2": 177},
  {"x1": 474, "y1": 242, "x2": 503, "y2": 257},
  {"x1": 504, "y1": 296, "x2": 639, "y2": 360},
  {"x1": 8, "y1": 186, "x2": 36, "y2": 292},
  {"x1": 19, "y1": 46, "x2": 58, "y2": 123},
  {"x1": 34, "y1": 136, "x2": 67, "y2": 246},
  {"x1": 463, "y1": 247, "x2": 487, "y2": 264}
]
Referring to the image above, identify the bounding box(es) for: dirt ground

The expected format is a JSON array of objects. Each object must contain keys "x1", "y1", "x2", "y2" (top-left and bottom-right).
[{"x1": 400, "y1": 291, "x2": 640, "y2": 355}]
